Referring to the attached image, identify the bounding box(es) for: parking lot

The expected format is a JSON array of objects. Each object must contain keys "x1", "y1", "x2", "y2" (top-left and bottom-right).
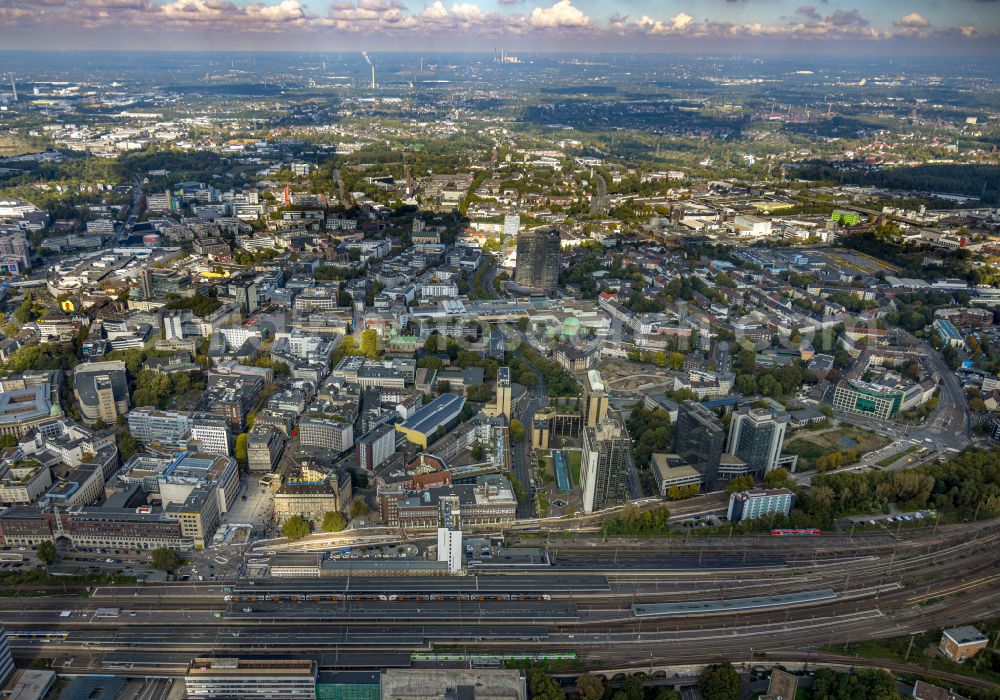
[{"x1": 849, "y1": 510, "x2": 936, "y2": 528}]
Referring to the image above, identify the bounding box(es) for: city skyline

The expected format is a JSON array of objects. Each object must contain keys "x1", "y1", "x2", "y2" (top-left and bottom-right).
[
  {"x1": 0, "y1": 0, "x2": 998, "y2": 53},
  {"x1": 0, "y1": 9, "x2": 997, "y2": 695}
]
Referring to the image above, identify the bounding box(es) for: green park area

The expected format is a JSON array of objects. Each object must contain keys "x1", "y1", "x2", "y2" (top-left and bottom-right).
[{"x1": 783, "y1": 425, "x2": 891, "y2": 471}]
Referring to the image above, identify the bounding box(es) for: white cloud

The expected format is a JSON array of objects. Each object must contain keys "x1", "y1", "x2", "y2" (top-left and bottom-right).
[
  {"x1": 670, "y1": 11, "x2": 692, "y2": 30},
  {"x1": 420, "y1": 0, "x2": 448, "y2": 20},
  {"x1": 0, "y1": 0, "x2": 993, "y2": 44},
  {"x1": 635, "y1": 11, "x2": 692, "y2": 36},
  {"x1": 895, "y1": 12, "x2": 928, "y2": 28},
  {"x1": 251, "y1": 0, "x2": 305, "y2": 22},
  {"x1": 527, "y1": 0, "x2": 588, "y2": 28}
]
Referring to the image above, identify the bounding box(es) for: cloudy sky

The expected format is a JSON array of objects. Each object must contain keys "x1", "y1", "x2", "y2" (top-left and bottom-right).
[{"x1": 0, "y1": 0, "x2": 997, "y2": 52}]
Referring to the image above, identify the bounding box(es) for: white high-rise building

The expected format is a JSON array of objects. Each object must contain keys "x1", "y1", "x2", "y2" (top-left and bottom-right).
[
  {"x1": 727, "y1": 488, "x2": 794, "y2": 523},
  {"x1": 437, "y1": 494, "x2": 464, "y2": 574},
  {"x1": 503, "y1": 214, "x2": 520, "y2": 238},
  {"x1": 437, "y1": 527, "x2": 462, "y2": 574},
  {"x1": 0, "y1": 621, "x2": 14, "y2": 686},
  {"x1": 580, "y1": 412, "x2": 631, "y2": 514}
]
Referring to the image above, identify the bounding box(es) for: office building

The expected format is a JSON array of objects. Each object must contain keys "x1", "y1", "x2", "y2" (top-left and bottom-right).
[
  {"x1": 356, "y1": 424, "x2": 396, "y2": 471},
  {"x1": 0, "y1": 621, "x2": 14, "y2": 687},
  {"x1": 396, "y1": 393, "x2": 465, "y2": 449},
  {"x1": 503, "y1": 214, "x2": 520, "y2": 238},
  {"x1": 163, "y1": 310, "x2": 186, "y2": 341},
  {"x1": 831, "y1": 375, "x2": 932, "y2": 422},
  {"x1": 933, "y1": 318, "x2": 965, "y2": 348},
  {"x1": 1, "y1": 668, "x2": 56, "y2": 700},
  {"x1": 274, "y1": 461, "x2": 352, "y2": 523},
  {"x1": 673, "y1": 401, "x2": 725, "y2": 484},
  {"x1": 247, "y1": 426, "x2": 284, "y2": 472},
  {"x1": 135, "y1": 267, "x2": 188, "y2": 301},
  {"x1": 649, "y1": 453, "x2": 701, "y2": 496},
  {"x1": 185, "y1": 657, "x2": 317, "y2": 700},
  {"x1": 0, "y1": 460, "x2": 53, "y2": 504},
  {"x1": 0, "y1": 504, "x2": 191, "y2": 551},
  {"x1": 0, "y1": 229, "x2": 30, "y2": 273},
  {"x1": 127, "y1": 408, "x2": 191, "y2": 450},
  {"x1": 437, "y1": 525, "x2": 462, "y2": 574},
  {"x1": 298, "y1": 417, "x2": 354, "y2": 454},
  {"x1": 727, "y1": 488, "x2": 794, "y2": 523},
  {"x1": 382, "y1": 475, "x2": 516, "y2": 530},
  {"x1": 229, "y1": 275, "x2": 259, "y2": 316},
  {"x1": 583, "y1": 369, "x2": 609, "y2": 429},
  {"x1": 190, "y1": 415, "x2": 232, "y2": 456},
  {"x1": 0, "y1": 384, "x2": 55, "y2": 438},
  {"x1": 73, "y1": 361, "x2": 129, "y2": 426},
  {"x1": 496, "y1": 366, "x2": 512, "y2": 418},
  {"x1": 725, "y1": 408, "x2": 788, "y2": 475},
  {"x1": 580, "y1": 412, "x2": 631, "y2": 513},
  {"x1": 513, "y1": 228, "x2": 560, "y2": 294},
  {"x1": 198, "y1": 372, "x2": 264, "y2": 431},
  {"x1": 164, "y1": 484, "x2": 219, "y2": 549}
]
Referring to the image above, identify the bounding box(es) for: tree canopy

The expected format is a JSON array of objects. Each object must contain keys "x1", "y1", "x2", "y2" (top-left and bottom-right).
[
  {"x1": 282, "y1": 515, "x2": 311, "y2": 540},
  {"x1": 699, "y1": 663, "x2": 742, "y2": 700},
  {"x1": 322, "y1": 511, "x2": 348, "y2": 532},
  {"x1": 150, "y1": 548, "x2": 180, "y2": 572}
]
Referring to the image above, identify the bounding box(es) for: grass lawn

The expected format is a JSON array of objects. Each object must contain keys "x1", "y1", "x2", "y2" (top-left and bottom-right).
[
  {"x1": 567, "y1": 450, "x2": 582, "y2": 486},
  {"x1": 783, "y1": 425, "x2": 891, "y2": 470},
  {"x1": 536, "y1": 492, "x2": 550, "y2": 517},
  {"x1": 0, "y1": 135, "x2": 34, "y2": 157},
  {"x1": 538, "y1": 454, "x2": 555, "y2": 485}
]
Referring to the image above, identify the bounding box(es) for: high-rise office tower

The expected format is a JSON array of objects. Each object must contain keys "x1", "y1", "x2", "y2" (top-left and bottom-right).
[
  {"x1": 726, "y1": 408, "x2": 788, "y2": 475},
  {"x1": 74, "y1": 361, "x2": 130, "y2": 427},
  {"x1": 503, "y1": 214, "x2": 520, "y2": 238},
  {"x1": 583, "y1": 369, "x2": 609, "y2": 429},
  {"x1": 514, "y1": 228, "x2": 560, "y2": 294},
  {"x1": 580, "y1": 412, "x2": 631, "y2": 513},
  {"x1": 673, "y1": 401, "x2": 725, "y2": 484},
  {"x1": 0, "y1": 621, "x2": 14, "y2": 687},
  {"x1": 496, "y1": 366, "x2": 512, "y2": 418},
  {"x1": 437, "y1": 494, "x2": 463, "y2": 574}
]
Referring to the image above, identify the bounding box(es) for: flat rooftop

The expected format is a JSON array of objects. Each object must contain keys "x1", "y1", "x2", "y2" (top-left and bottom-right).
[{"x1": 399, "y1": 392, "x2": 465, "y2": 435}]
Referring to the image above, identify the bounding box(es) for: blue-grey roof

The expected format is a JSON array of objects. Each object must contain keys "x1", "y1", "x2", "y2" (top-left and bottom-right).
[
  {"x1": 73, "y1": 361, "x2": 128, "y2": 406},
  {"x1": 0, "y1": 384, "x2": 51, "y2": 425},
  {"x1": 400, "y1": 392, "x2": 465, "y2": 436}
]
